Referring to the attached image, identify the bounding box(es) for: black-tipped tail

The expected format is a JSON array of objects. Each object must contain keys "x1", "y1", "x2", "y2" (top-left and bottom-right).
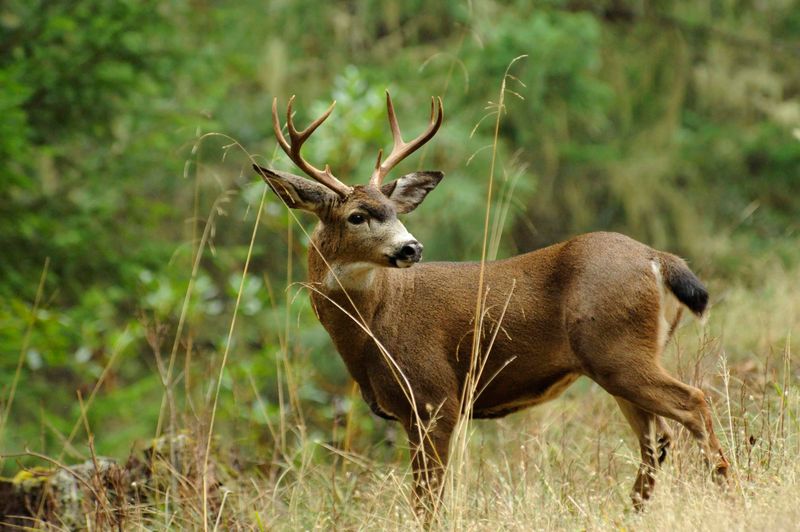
[{"x1": 659, "y1": 254, "x2": 709, "y2": 316}]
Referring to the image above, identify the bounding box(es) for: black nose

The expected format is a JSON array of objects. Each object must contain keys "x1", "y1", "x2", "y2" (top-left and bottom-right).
[{"x1": 398, "y1": 241, "x2": 423, "y2": 262}]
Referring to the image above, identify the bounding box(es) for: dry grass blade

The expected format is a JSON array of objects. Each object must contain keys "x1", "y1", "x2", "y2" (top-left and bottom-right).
[
  {"x1": 202, "y1": 154, "x2": 267, "y2": 532},
  {"x1": 448, "y1": 55, "x2": 529, "y2": 527},
  {"x1": 0, "y1": 258, "x2": 49, "y2": 453}
]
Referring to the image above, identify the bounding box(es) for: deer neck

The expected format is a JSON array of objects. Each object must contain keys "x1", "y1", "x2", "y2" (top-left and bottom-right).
[{"x1": 306, "y1": 241, "x2": 394, "y2": 390}]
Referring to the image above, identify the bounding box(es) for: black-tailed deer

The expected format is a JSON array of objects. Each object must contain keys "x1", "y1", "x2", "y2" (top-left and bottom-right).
[{"x1": 253, "y1": 93, "x2": 729, "y2": 514}]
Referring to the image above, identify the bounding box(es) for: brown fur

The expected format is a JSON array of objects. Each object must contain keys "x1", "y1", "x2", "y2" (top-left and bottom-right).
[{"x1": 303, "y1": 226, "x2": 729, "y2": 511}]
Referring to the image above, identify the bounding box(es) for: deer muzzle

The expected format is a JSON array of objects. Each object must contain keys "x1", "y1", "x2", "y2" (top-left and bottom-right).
[{"x1": 389, "y1": 240, "x2": 423, "y2": 268}]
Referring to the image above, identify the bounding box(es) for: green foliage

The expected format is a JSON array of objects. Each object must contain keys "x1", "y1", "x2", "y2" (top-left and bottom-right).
[
  {"x1": 0, "y1": 0, "x2": 183, "y2": 301},
  {"x1": 1, "y1": 0, "x2": 798, "y2": 475}
]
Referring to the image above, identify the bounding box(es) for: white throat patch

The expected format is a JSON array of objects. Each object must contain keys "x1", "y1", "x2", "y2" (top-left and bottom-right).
[{"x1": 324, "y1": 262, "x2": 378, "y2": 292}]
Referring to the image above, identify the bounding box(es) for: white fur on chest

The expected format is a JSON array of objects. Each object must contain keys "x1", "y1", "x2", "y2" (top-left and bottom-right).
[{"x1": 324, "y1": 262, "x2": 378, "y2": 291}]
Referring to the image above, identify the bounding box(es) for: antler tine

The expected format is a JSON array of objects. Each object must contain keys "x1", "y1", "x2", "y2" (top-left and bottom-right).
[
  {"x1": 272, "y1": 97, "x2": 291, "y2": 154},
  {"x1": 369, "y1": 91, "x2": 444, "y2": 187},
  {"x1": 271, "y1": 96, "x2": 352, "y2": 197},
  {"x1": 286, "y1": 96, "x2": 336, "y2": 143},
  {"x1": 386, "y1": 92, "x2": 403, "y2": 150}
]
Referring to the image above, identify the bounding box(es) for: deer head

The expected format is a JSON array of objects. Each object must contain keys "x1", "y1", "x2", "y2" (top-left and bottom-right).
[{"x1": 254, "y1": 92, "x2": 444, "y2": 274}]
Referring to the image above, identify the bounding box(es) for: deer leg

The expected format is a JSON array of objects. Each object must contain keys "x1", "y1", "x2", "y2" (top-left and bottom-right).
[
  {"x1": 403, "y1": 408, "x2": 454, "y2": 520},
  {"x1": 600, "y1": 368, "x2": 729, "y2": 485},
  {"x1": 614, "y1": 397, "x2": 673, "y2": 510}
]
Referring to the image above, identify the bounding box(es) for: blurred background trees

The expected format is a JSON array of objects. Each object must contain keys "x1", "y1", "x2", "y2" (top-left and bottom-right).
[{"x1": 1, "y1": 0, "x2": 798, "y2": 470}]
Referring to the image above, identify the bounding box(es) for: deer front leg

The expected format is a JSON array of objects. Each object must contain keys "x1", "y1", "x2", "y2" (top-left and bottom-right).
[{"x1": 403, "y1": 405, "x2": 455, "y2": 520}]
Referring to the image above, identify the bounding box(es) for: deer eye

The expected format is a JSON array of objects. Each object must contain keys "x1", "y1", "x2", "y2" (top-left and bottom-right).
[{"x1": 347, "y1": 213, "x2": 367, "y2": 225}]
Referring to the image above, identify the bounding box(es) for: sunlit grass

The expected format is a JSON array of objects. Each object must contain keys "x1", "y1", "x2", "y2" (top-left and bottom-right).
[
  {"x1": 228, "y1": 264, "x2": 799, "y2": 530},
  {"x1": 3, "y1": 66, "x2": 799, "y2": 532}
]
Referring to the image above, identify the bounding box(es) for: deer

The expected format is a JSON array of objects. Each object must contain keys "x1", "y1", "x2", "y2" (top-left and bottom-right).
[{"x1": 253, "y1": 92, "x2": 730, "y2": 515}]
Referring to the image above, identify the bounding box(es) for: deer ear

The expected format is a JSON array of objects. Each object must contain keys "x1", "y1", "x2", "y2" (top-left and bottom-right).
[
  {"x1": 253, "y1": 165, "x2": 338, "y2": 214},
  {"x1": 380, "y1": 171, "x2": 444, "y2": 214}
]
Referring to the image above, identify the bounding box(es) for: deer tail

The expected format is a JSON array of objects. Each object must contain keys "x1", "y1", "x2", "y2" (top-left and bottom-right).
[{"x1": 658, "y1": 253, "x2": 709, "y2": 317}]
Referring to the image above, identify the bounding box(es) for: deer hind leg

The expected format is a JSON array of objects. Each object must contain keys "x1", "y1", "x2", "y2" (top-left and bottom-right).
[
  {"x1": 615, "y1": 397, "x2": 673, "y2": 510},
  {"x1": 599, "y1": 367, "x2": 729, "y2": 485}
]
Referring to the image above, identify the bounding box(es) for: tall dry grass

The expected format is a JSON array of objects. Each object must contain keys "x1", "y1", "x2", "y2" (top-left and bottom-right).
[
  {"x1": 235, "y1": 59, "x2": 799, "y2": 530},
  {"x1": 3, "y1": 61, "x2": 798, "y2": 530},
  {"x1": 239, "y1": 267, "x2": 799, "y2": 531}
]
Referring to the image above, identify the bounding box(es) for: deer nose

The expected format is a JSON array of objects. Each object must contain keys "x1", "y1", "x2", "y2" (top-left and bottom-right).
[{"x1": 399, "y1": 241, "x2": 423, "y2": 262}]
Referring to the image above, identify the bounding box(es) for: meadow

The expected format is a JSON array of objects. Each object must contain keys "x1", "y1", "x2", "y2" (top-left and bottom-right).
[
  {"x1": 210, "y1": 257, "x2": 800, "y2": 531},
  {"x1": 1, "y1": 1, "x2": 799, "y2": 529}
]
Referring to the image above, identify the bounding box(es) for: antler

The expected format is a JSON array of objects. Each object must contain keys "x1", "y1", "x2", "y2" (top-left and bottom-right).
[
  {"x1": 272, "y1": 96, "x2": 353, "y2": 197},
  {"x1": 369, "y1": 91, "x2": 444, "y2": 187}
]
